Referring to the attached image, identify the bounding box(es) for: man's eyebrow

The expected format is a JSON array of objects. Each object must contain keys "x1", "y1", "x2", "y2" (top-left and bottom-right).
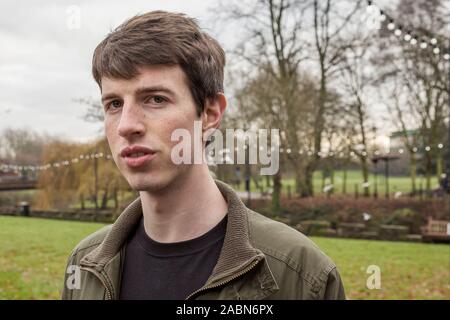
[
  {"x1": 135, "y1": 86, "x2": 176, "y2": 97},
  {"x1": 101, "y1": 93, "x2": 120, "y2": 104},
  {"x1": 101, "y1": 86, "x2": 176, "y2": 104}
]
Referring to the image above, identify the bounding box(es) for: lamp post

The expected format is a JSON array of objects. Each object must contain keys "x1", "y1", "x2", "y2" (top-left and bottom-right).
[
  {"x1": 371, "y1": 154, "x2": 400, "y2": 199},
  {"x1": 372, "y1": 126, "x2": 378, "y2": 198}
]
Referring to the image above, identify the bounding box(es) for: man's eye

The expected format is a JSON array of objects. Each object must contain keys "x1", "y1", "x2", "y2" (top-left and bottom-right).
[
  {"x1": 110, "y1": 100, "x2": 122, "y2": 108},
  {"x1": 146, "y1": 96, "x2": 167, "y2": 104},
  {"x1": 105, "y1": 100, "x2": 122, "y2": 111}
]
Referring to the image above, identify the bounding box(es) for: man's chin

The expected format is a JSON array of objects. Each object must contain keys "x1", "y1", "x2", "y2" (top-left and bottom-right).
[
  {"x1": 127, "y1": 175, "x2": 172, "y2": 193},
  {"x1": 123, "y1": 164, "x2": 189, "y2": 193},
  {"x1": 130, "y1": 181, "x2": 165, "y2": 192}
]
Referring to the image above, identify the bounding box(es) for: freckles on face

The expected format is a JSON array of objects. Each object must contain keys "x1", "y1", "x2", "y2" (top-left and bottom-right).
[
  {"x1": 102, "y1": 65, "x2": 199, "y2": 141},
  {"x1": 100, "y1": 65, "x2": 201, "y2": 189}
]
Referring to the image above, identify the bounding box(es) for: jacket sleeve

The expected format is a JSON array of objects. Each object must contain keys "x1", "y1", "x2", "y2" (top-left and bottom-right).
[{"x1": 322, "y1": 267, "x2": 346, "y2": 300}]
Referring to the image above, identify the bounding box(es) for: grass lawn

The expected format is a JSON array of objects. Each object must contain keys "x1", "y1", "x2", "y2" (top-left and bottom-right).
[
  {"x1": 0, "y1": 216, "x2": 104, "y2": 299},
  {"x1": 0, "y1": 216, "x2": 448, "y2": 299},
  {"x1": 312, "y1": 237, "x2": 450, "y2": 299},
  {"x1": 235, "y1": 170, "x2": 439, "y2": 196}
]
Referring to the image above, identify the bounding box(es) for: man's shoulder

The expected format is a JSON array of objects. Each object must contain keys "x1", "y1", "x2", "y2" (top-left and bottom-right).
[
  {"x1": 70, "y1": 224, "x2": 113, "y2": 258},
  {"x1": 247, "y1": 209, "x2": 336, "y2": 281}
]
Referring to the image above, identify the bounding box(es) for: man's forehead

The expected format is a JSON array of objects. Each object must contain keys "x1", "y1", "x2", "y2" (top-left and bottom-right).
[{"x1": 100, "y1": 64, "x2": 188, "y2": 94}]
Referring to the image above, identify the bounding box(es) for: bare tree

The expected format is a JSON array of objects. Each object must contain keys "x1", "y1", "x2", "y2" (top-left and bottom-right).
[
  {"x1": 339, "y1": 38, "x2": 373, "y2": 197},
  {"x1": 74, "y1": 97, "x2": 104, "y2": 123},
  {"x1": 385, "y1": 80, "x2": 421, "y2": 194},
  {"x1": 302, "y1": 0, "x2": 363, "y2": 196},
  {"x1": 374, "y1": 0, "x2": 449, "y2": 194},
  {"x1": 215, "y1": 0, "x2": 310, "y2": 210}
]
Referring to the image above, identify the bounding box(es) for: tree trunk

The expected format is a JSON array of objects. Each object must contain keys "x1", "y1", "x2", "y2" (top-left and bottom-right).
[
  {"x1": 295, "y1": 160, "x2": 314, "y2": 198},
  {"x1": 101, "y1": 186, "x2": 109, "y2": 209},
  {"x1": 361, "y1": 157, "x2": 369, "y2": 197},
  {"x1": 113, "y1": 187, "x2": 118, "y2": 209},
  {"x1": 80, "y1": 193, "x2": 85, "y2": 210},
  {"x1": 436, "y1": 154, "x2": 443, "y2": 179},
  {"x1": 305, "y1": 168, "x2": 314, "y2": 197},
  {"x1": 425, "y1": 153, "x2": 432, "y2": 194},
  {"x1": 272, "y1": 171, "x2": 282, "y2": 214},
  {"x1": 410, "y1": 154, "x2": 417, "y2": 195},
  {"x1": 266, "y1": 175, "x2": 271, "y2": 188},
  {"x1": 294, "y1": 165, "x2": 306, "y2": 197}
]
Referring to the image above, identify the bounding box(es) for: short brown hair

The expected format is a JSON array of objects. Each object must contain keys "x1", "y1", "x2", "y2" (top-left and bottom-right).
[{"x1": 92, "y1": 10, "x2": 225, "y2": 116}]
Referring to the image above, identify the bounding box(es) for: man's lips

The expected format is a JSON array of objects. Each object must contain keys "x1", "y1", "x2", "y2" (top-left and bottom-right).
[{"x1": 120, "y1": 145, "x2": 157, "y2": 168}]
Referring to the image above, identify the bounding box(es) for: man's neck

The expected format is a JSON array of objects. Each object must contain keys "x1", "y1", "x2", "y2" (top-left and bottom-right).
[{"x1": 139, "y1": 165, "x2": 228, "y2": 243}]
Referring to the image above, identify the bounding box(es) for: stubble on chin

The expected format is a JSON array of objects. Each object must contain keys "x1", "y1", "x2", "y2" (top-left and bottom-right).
[{"x1": 125, "y1": 162, "x2": 190, "y2": 194}]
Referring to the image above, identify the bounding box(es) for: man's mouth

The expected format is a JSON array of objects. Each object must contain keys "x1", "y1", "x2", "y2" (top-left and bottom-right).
[
  {"x1": 120, "y1": 145, "x2": 157, "y2": 168},
  {"x1": 128, "y1": 152, "x2": 148, "y2": 158}
]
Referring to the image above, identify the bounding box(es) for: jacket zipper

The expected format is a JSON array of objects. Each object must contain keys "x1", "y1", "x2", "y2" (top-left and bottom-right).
[
  {"x1": 80, "y1": 266, "x2": 113, "y2": 300},
  {"x1": 185, "y1": 257, "x2": 262, "y2": 300}
]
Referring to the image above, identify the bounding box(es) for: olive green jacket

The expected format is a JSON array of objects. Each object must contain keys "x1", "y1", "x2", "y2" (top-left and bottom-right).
[{"x1": 61, "y1": 180, "x2": 345, "y2": 300}]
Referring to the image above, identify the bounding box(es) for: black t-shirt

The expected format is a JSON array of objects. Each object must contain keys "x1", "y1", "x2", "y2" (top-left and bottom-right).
[{"x1": 119, "y1": 214, "x2": 227, "y2": 300}]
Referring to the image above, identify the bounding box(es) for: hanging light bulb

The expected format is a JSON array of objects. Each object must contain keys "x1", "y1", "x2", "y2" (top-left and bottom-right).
[
  {"x1": 433, "y1": 47, "x2": 440, "y2": 55},
  {"x1": 387, "y1": 21, "x2": 395, "y2": 30},
  {"x1": 444, "y1": 53, "x2": 450, "y2": 60},
  {"x1": 366, "y1": 0, "x2": 376, "y2": 13},
  {"x1": 404, "y1": 33, "x2": 411, "y2": 41},
  {"x1": 410, "y1": 38, "x2": 417, "y2": 46},
  {"x1": 430, "y1": 38, "x2": 437, "y2": 45},
  {"x1": 379, "y1": 10, "x2": 387, "y2": 22},
  {"x1": 394, "y1": 28, "x2": 402, "y2": 36},
  {"x1": 420, "y1": 41, "x2": 428, "y2": 49}
]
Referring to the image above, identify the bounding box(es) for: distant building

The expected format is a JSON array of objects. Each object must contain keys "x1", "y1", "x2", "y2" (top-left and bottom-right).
[{"x1": 389, "y1": 129, "x2": 422, "y2": 153}]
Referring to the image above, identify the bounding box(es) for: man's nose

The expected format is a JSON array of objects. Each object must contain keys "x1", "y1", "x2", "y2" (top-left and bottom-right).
[{"x1": 117, "y1": 103, "x2": 146, "y2": 138}]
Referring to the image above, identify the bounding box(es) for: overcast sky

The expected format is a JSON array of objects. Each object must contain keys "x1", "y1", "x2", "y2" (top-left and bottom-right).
[
  {"x1": 0, "y1": 0, "x2": 222, "y2": 142},
  {"x1": 1, "y1": 0, "x2": 401, "y2": 145}
]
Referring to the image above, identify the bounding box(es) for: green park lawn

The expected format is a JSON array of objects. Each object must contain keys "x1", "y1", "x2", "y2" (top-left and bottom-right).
[
  {"x1": 0, "y1": 216, "x2": 448, "y2": 299},
  {"x1": 236, "y1": 170, "x2": 439, "y2": 196}
]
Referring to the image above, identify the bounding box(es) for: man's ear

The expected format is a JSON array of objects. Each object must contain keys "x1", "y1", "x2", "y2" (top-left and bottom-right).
[{"x1": 201, "y1": 93, "x2": 227, "y2": 137}]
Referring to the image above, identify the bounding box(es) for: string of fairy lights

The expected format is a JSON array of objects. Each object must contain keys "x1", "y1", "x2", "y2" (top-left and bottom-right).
[
  {"x1": 0, "y1": 141, "x2": 446, "y2": 173},
  {"x1": 1, "y1": 1, "x2": 448, "y2": 174},
  {"x1": 366, "y1": 0, "x2": 450, "y2": 61},
  {"x1": 0, "y1": 152, "x2": 113, "y2": 173}
]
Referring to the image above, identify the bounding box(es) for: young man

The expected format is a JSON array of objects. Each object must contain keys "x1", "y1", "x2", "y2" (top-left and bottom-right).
[{"x1": 62, "y1": 10, "x2": 345, "y2": 300}]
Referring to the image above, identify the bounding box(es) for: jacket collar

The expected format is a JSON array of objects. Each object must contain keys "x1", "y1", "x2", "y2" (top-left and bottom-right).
[{"x1": 80, "y1": 179, "x2": 278, "y2": 297}]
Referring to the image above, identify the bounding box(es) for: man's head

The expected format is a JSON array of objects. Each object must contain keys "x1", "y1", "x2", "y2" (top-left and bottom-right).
[
  {"x1": 93, "y1": 10, "x2": 225, "y2": 117},
  {"x1": 93, "y1": 11, "x2": 227, "y2": 192}
]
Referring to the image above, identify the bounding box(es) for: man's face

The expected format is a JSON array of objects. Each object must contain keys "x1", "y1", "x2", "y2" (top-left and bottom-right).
[{"x1": 101, "y1": 65, "x2": 201, "y2": 192}]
